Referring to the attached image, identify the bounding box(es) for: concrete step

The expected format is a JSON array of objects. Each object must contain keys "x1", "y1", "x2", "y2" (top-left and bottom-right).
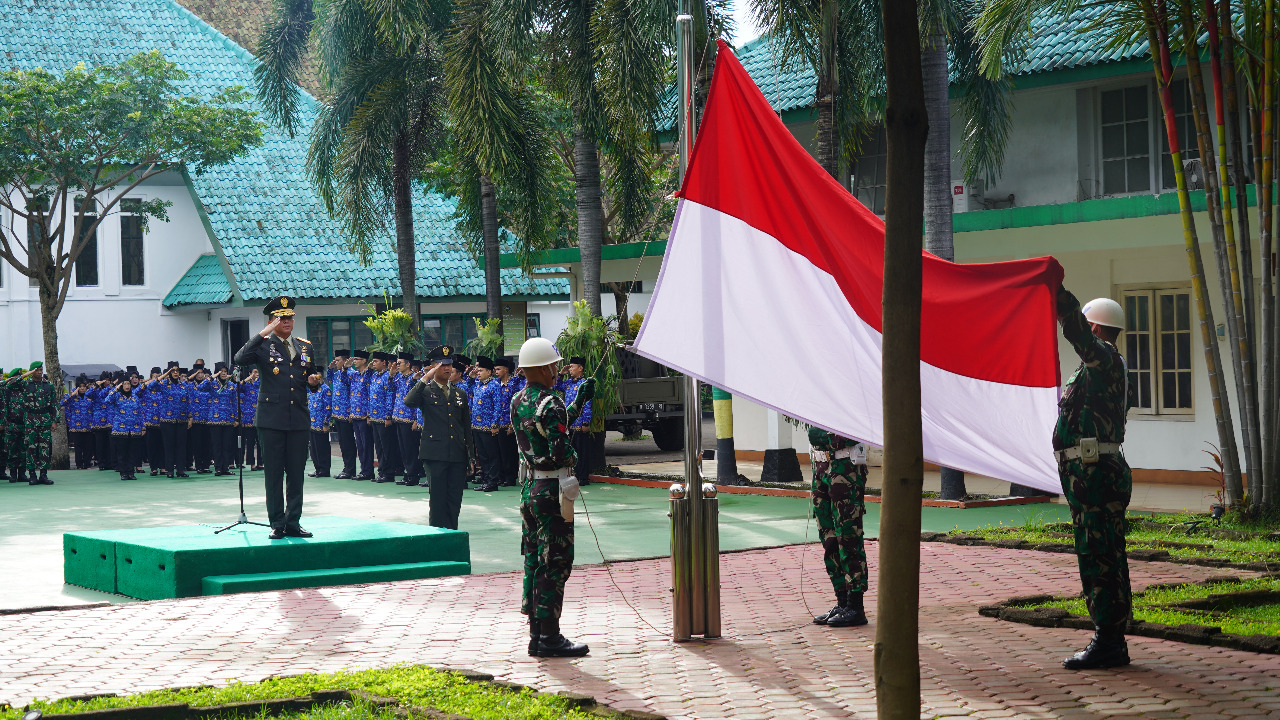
[{"x1": 201, "y1": 560, "x2": 471, "y2": 595}]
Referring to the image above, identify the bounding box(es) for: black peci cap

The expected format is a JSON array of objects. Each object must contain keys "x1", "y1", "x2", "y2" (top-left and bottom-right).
[
  {"x1": 453, "y1": 354, "x2": 471, "y2": 370},
  {"x1": 214, "y1": 361, "x2": 228, "y2": 372},
  {"x1": 99, "y1": 370, "x2": 112, "y2": 381},
  {"x1": 126, "y1": 365, "x2": 139, "y2": 375},
  {"x1": 354, "y1": 349, "x2": 370, "y2": 360},
  {"x1": 334, "y1": 349, "x2": 351, "y2": 358},
  {"x1": 397, "y1": 351, "x2": 414, "y2": 362},
  {"x1": 568, "y1": 356, "x2": 586, "y2": 367},
  {"x1": 167, "y1": 361, "x2": 180, "y2": 369},
  {"x1": 476, "y1": 356, "x2": 495, "y2": 371},
  {"x1": 495, "y1": 357, "x2": 515, "y2": 371}
]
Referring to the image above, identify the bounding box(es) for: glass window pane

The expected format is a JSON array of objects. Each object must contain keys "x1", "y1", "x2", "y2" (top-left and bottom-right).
[
  {"x1": 75, "y1": 224, "x2": 99, "y2": 287},
  {"x1": 1138, "y1": 295, "x2": 1149, "y2": 331},
  {"x1": 1126, "y1": 122, "x2": 1149, "y2": 156},
  {"x1": 1160, "y1": 293, "x2": 1175, "y2": 329},
  {"x1": 1101, "y1": 90, "x2": 1124, "y2": 124},
  {"x1": 422, "y1": 318, "x2": 442, "y2": 347},
  {"x1": 1176, "y1": 293, "x2": 1190, "y2": 329},
  {"x1": 1162, "y1": 371, "x2": 1177, "y2": 408},
  {"x1": 1141, "y1": 372, "x2": 1152, "y2": 408},
  {"x1": 354, "y1": 322, "x2": 373, "y2": 352},
  {"x1": 307, "y1": 320, "x2": 330, "y2": 362},
  {"x1": 1138, "y1": 335, "x2": 1150, "y2": 370},
  {"x1": 441, "y1": 317, "x2": 464, "y2": 348},
  {"x1": 1103, "y1": 161, "x2": 1126, "y2": 194},
  {"x1": 1160, "y1": 333, "x2": 1175, "y2": 368},
  {"x1": 1102, "y1": 125, "x2": 1125, "y2": 158},
  {"x1": 1177, "y1": 372, "x2": 1192, "y2": 408},
  {"x1": 121, "y1": 214, "x2": 144, "y2": 286},
  {"x1": 1127, "y1": 157, "x2": 1150, "y2": 191},
  {"x1": 1177, "y1": 332, "x2": 1191, "y2": 369},
  {"x1": 1126, "y1": 86, "x2": 1148, "y2": 119}
]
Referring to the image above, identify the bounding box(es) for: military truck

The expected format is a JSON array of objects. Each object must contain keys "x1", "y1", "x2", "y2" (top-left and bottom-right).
[{"x1": 606, "y1": 348, "x2": 685, "y2": 451}]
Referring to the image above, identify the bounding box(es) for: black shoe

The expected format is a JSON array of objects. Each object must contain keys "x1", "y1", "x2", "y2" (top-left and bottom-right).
[
  {"x1": 373, "y1": 476, "x2": 395, "y2": 483},
  {"x1": 474, "y1": 483, "x2": 498, "y2": 492},
  {"x1": 827, "y1": 591, "x2": 869, "y2": 627},
  {"x1": 527, "y1": 619, "x2": 542, "y2": 657},
  {"x1": 284, "y1": 526, "x2": 313, "y2": 538},
  {"x1": 814, "y1": 590, "x2": 847, "y2": 625},
  {"x1": 150, "y1": 469, "x2": 159, "y2": 476},
  {"x1": 176, "y1": 472, "x2": 190, "y2": 478},
  {"x1": 354, "y1": 474, "x2": 373, "y2": 481},
  {"x1": 308, "y1": 472, "x2": 320, "y2": 478},
  {"x1": 166, "y1": 472, "x2": 175, "y2": 478},
  {"x1": 314, "y1": 472, "x2": 330, "y2": 478},
  {"x1": 404, "y1": 479, "x2": 420, "y2": 486},
  {"x1": 1063, "y1": 628, "x2": 1130, "y2": 670},
  {"x1": 268, "y1": 527, "x2": 287, "y2": 540},
  {"x1": 395, "y1": 479, "x2": 409, "y2": 485},
  {"x1": 334, "y1": 472, "x2": 353, "y2": 480},
  {"x1": 533, "y1": 633, "x2": 589, "y2": 658},
  {"x1": 251, "y1": 465, "x2": 265, "y2": 471}
]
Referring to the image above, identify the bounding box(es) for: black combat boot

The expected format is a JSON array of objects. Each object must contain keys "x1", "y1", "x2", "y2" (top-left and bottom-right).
[
  {"x1": 1062, "y1": 624, "x2": 1129, "y2": 669},
  {"x1": 534, "y1": 617, "x2": 589, "y2": 658},
  {"x1": 35, "y1": 470, "x2": 53, "y2": 485},
  {"x1": 527, "y1": 618, "x2": 541, "y2": 657},
  {"x1": 0, "y1": 466, "x2": 8, "y2": 480},
  {"x1": 7, "y1": 466, "x2": 22, "y2": 483},
  {"x1": 814, "y1": 589, "x2": 847, "y2": 625},
  {"x1": 827, "y1": 590, "x2": 869, "y2": 627}
]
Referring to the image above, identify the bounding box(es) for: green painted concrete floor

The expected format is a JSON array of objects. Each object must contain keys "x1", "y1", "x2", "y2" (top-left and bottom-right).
[{"x1": 0, "y1": 465, "x2": 1070, "y2": 611}]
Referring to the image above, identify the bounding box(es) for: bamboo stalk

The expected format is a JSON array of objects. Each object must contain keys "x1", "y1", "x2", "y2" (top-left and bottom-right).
[
  {"x1": 1195, "y1": 0, "x2": 1261, "y2": 502},
  {"x1": 1151, "y1": 0, "x2": 1244, "y2": 505}
]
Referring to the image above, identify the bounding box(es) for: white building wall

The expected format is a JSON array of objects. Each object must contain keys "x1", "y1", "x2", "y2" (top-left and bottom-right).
[{"x1": 0, "y1": 178, "x2": 218, "y2": 371}]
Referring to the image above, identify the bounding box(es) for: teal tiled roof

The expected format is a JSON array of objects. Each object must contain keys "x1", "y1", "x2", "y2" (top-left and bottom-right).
[
  {"x1": 1, "y1": 0, "x2": 569, "y2": 306},
  {"x1": 661, "y1": 6, "x2": 1147, "y2": 128},
  {"x1": 164, "y1": 254, "x2": 232, "y2": 307}
]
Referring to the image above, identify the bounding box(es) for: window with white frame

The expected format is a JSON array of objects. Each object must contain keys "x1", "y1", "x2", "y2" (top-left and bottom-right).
[
  {"x1": 26, "y1": 198, "x2": 48, "y2": 287},
  {"x1": 1122, "y1": 286, "x2": 1194, "y2": 416},
  {"x1": 73, "y1": 197, "x2": 99, "y2": 287},
  {"x1": 1100, "y1": 85, "x2": 1153, "y2": 195},
  {"x1": 120, "y1": 198, "x2": 145, "y2": 286}
]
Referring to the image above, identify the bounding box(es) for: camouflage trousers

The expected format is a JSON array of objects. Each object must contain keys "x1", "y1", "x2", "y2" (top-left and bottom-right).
[
  {"x1": 1060, "y1": 455, "x2": 1132, "y2": 628},
  {"x1": 3, "y1": 425, "x2": 22, "y2": 470},
  {"x1": 520, "y1": 476, "x2": 574, "y2": 620},
  {"x1": 812, "y1": 459, "x2": 868, "y2": 595},
  {"x1": 24, "y1": 424, "x2": 52, "y2": 471}
]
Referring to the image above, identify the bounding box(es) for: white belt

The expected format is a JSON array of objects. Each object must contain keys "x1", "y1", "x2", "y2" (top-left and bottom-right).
[
  {"x1": 811, "y1": 447, "x2": 867, "y2": 464},
  {"x1": 529, "y1": 467, "x2": 572, "y2": 480},
  {"x1": 1054, "y1": 442, "x2": 1121, "y2": 463}
]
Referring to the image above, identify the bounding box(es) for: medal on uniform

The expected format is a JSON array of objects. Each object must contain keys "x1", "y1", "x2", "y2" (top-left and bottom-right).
[{"x1": 273, "y1": 367, "x2": 280, "y2": 375}]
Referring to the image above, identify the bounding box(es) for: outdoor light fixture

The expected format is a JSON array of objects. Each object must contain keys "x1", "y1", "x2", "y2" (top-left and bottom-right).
[
  {"x1": 1210, "y1": 504, "x2": 1226, "y2": 521},
  {"x1": 24, "y1": 710, "x2": 43, "y2": 720}
]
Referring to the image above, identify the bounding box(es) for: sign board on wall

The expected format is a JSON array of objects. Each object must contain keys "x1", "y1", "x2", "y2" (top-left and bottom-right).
[{"x1": 502, "y1": 301, "x2": 527, "y2": 355}]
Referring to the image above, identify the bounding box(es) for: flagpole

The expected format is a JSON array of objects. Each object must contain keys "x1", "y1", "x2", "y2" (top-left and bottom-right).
[{"x1": 671, "y1": 6, "x2": 720, "y2": 642}]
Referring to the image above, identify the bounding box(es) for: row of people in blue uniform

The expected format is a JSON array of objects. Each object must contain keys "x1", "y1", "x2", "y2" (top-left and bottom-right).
[
  {"x1": 60, "y1": 361, "x2": 262, "y2": 480},
  {"x1": 304, "y1": 349, "x2": 594, "y2": 491}
]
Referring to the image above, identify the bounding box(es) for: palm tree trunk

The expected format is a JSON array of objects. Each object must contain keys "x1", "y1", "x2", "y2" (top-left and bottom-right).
[
  {"x1": 1149, "y1": 7, "x2": 1244, "y2": 505},
  {"x1": 575, "y1": 126, "x2": 605, "y2": 316},
  {"x1": 480, "y1": 173, "x2": 502, "y2": 323},
  {"x1": 814, "y1": 0, "x2": 840, "y2": 179},
  {"x1": 607, "y1": 282, "x2": 629, "y2": 328},
  {"x1": 1182, "y1": 2, "x2": 1257, "y2": 503},
  {"x1": 38, "y1": 285, "x2": 69, "y2": 469},
  {"x1": 1254, "y1": 1, "x2": 1276, "y2": 509},
  {"x1": 392, "y1": 133, "x2": 420, "y2": 330},
  {"x1": 876, "y1": 1, "x2": 927, "y2": 716},
  {"x1": 921, "y1": 33, "x2": 968, "y2": 502}
]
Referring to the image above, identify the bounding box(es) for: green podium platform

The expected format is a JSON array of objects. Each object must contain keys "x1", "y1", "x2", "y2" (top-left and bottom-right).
[{"x1": 64, "y1": 516, "x2": 470, "y2": 600}]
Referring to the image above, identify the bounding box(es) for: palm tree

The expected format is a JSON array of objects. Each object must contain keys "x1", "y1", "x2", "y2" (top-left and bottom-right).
[
  {"x1": 254, "y1": 0, "x2": 451, "y2": 330},
  {"x1": 492, "y1": 0, "x2": 673, "y2": 317},
  {"x1": 443, "y1": 0, "x2": 555, "y2": 326}
]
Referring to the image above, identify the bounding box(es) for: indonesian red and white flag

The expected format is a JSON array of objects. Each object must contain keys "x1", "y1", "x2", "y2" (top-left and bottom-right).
[{"x1": 633, "y1": 40, "x2": 1064, "y2": 492}]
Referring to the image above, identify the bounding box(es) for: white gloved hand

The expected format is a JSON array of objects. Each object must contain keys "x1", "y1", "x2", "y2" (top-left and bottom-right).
[{"x1": 559, "y1": 474, "x2": 581, "y2": 501}]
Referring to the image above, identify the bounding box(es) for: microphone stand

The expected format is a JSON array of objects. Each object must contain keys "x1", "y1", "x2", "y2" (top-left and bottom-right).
[{"x1": 216, "y1": 365, "x2": 270, "y2": 534}]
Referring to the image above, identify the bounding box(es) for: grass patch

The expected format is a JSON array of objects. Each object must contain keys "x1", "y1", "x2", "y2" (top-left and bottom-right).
[
  {"x1": 1, "y1": 665, "x2": 596, "y2": 720},
  {"x1": 1026, "y1": 576, "x2": 1280, "y2": 637},
  {"x1": 952, "y1": 511, "x2": 1280, "y2": 566}
]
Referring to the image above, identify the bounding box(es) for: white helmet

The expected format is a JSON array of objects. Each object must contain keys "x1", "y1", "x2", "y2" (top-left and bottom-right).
[
  {"x1": 1082, "y1": 297, "x2": 1125, "y2": 330},
  {"x1": 517, "y1": 337, "x2": 562, "y2": 368}
]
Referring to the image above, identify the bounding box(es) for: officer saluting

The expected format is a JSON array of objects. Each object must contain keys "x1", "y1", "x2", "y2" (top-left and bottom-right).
[
  {"x1": 234, "y1": 296, "x2": 318, "y2": 539},
  {"x1": 405, "y1": 345, "x2": 474, "y2": 530}
]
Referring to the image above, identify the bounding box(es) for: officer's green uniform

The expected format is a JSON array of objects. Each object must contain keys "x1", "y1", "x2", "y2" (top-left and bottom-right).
[{"x1": 1055, "y1": 286, "x2": 1134, "y2": 668}]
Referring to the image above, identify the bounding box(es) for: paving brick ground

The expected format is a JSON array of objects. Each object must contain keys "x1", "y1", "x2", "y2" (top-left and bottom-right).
[{"x1": 2, "y1": 542, "x2": 1278, "y2": 719}]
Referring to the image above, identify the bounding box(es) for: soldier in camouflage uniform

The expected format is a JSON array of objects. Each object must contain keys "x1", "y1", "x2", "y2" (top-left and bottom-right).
[
  {"x1": 1055, "y1": 285, "x2": 1134, "y2": 670},
  {"x1": 511, "y1": 337, "x2": 594, "y2": 658},
  {"x1": 2, "y1": 369, "x2": 23, "y2": 482},
  {"x1": 7, "y1": 362, "x2": 57, "y2": 485},
  {"x1": 808, "y1": 426, "x2": 869, "y2": 627}
]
